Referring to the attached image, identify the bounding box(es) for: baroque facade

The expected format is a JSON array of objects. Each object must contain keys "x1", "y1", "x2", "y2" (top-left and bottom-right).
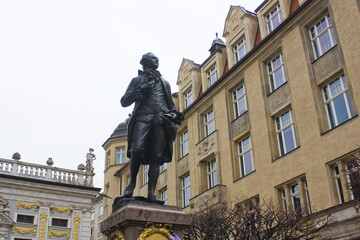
[
  {"x1": 103, "y1": 0, "x2": 360, "y2": 238},
  {"x1": 0, "y1": 151, "x2": 100, "y2": 240}
]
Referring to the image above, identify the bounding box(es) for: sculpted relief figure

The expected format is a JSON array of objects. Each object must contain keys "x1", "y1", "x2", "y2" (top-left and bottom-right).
[{"x1": 120, "y1": 52, "x2": 183, "y2": 204}]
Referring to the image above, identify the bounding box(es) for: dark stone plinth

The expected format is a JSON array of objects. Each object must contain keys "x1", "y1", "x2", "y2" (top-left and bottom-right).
[
  {"x1": 101, "y1": 200, "x2": 191, "y2": 240},
  {"x1": 112, "y1": 196, "x2": 164, "y2": 212}
]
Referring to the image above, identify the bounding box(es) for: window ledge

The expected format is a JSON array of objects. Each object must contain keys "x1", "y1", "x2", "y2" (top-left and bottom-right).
[
  {"x1": 231, "y1": 110, "x2": 249, "y2": 124},
  {"x1": 321, "y1": 115, "x2": 358, "y2": 136},
  {"x1": 196, "y1": 130, "x2": 218, "y2": 146},
  {"x1": 233, "y1": 170, "x2": 256, "y2": 183},
  {"x1": 177, "y1": 153, "x2": 189, "y2": 161},
  {"x1": 267, "y1": 81, "x2": 288, "y2": 97},
  {"x1": 311, "y1": 45, "x2": 338, "y2": 64},
  {"x1": 272, "y1": 146, "x2": 301, "y2": 162}
]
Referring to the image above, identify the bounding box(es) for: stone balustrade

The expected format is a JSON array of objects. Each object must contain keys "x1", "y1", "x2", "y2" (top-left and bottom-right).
[{"x1": 0, "y1": 158, "x2": 94, "y2": 187}]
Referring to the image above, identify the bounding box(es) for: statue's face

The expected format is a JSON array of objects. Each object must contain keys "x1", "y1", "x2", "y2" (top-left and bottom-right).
[{"x1": 142, "y1": 53, "x2": 159, "y2": 70}]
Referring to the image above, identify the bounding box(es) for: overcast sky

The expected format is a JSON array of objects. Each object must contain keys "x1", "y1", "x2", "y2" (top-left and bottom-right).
[{"x1": 0, "y1": 0, "x2": 263, "y2": 189}]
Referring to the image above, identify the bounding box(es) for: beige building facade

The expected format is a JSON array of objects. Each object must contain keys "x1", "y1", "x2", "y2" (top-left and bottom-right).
[
  {"x1": 103, "y1": 0, "x2": 360, "y2": 238},
  {"x1": 0, "y1": 152, "x2": 100, "y2": 240}
]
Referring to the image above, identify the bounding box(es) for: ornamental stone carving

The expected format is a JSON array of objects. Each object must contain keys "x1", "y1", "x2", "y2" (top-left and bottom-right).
[{"x1": 196, "y1": 131, "x2": 218, "y2": 162}]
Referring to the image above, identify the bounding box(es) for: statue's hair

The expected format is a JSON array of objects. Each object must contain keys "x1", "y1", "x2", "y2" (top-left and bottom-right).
[{"x1": 140, "y1": 52, "x2": 158, "y2": 66}]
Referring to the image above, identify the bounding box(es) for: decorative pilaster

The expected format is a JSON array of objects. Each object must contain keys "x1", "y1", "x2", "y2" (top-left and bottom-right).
[
  {"x1": 39, "y1": 211, "x2": 48, "y2": 240},
  {"x1": 73, "y1": 214, "x2": 81, "y2": 240}
]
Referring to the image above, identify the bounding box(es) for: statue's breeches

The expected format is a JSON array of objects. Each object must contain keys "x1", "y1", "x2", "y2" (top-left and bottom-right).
[{"x1": 131, "y1": 117, "x2": 167, "y2": 165}]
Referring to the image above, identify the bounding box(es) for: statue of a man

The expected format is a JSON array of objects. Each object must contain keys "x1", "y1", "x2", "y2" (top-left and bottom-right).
[{"x1": 120, "y1": 52, "x2": 183, "y2": 204}]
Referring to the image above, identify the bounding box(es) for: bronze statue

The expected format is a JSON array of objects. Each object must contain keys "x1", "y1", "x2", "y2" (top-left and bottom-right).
[{"x1": 120, "y1": 52, "x2": 183, "y2": 204}]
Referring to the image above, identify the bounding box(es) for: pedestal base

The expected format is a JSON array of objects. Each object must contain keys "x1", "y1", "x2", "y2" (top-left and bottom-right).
[{"x1": 101, "y1": 200, "x2": 191, "y2": 240}]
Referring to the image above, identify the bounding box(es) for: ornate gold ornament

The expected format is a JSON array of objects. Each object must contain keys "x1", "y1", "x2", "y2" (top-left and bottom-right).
[
  {"x1": 51, "y1": 205, "x2": 73, "y2": 215},
  {"x1": 12, "y1": 225, "x2": 36, "y2": 236},
  {"x1": 110, "y1": 230, "x2": 125, "y2": 240},
  {"x1": 16, "y1": 200, "x2": 38, "y2": 211},
  {"x1": 48, "y1": 228, "x2": 70, "y2": 239},
  {"x1": 138, "y1": 222, "x2": 172, "y2": 240},
  {"x1": 39, "y1": 211, "x2": 48, "y2": 240},
  {"x1": 73, "y1": 214, "x2": 81, "y2": 240}
]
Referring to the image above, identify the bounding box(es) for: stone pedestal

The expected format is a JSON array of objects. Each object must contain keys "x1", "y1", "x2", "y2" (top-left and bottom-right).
[{"x1": 101, "y1": 200, "x2": 191, "y2": 240}]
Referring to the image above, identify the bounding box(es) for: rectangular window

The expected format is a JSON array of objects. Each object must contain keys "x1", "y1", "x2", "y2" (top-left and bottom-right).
[
  {"x1": 182, "y1": 174, "x2": 191, "y2": 208},
  {"x1": 184, "y1": 88, "x2": 193, "y2": 109},
  {"x1": 99, "y1": 205, "x2": 103, "y2": 216},
  {"x1": 323, "y1": 75, "x2": 354, "y2": 129},
  {"x1": 347, "y1": 161, "x2": 360, "y2": 200},
  {"x1": 116, "y1": 147, "x2": 126, "y2": 164},
  {"x1": 160, "y1": 163, "x2": 167, "y2": 173},
  {"x1": 204, "y1": 109, "x2": 215, "y2": 137},
  {"x1": 279, "y1": 178, "x2": 311, "y2": 213},
  {"x1": 333, "y1": 165, "x2": 345, "y2": 204},
  {"x1": 233, "y1": 85, "x2": 247, "y2": 118},
  {"x1": 310, "y1": 14, "x2": 336, "y2": 59},
  {"x1": 275, "y1": 109, "x2": 298, "y2": 156},
  {"x1": 106, "y1": 152, "x2": 111, "y2": 168},
  {"x1": 267, "y1": 53, "x2": 286, "y2": 92},
  {"x1": 290, "y1": 183, "x2": 301, "y2": 211},
  {"x1": 234, "y1": 38, "x2": 246, "y2": 63},
  {"x1": 238, "y1": 136, "x2": 254, "y2": 177},
  {"x1": 180, "y1": 130, "x2": 189, "y2": 157},
  {"x1": 91, "y1": 226, "x2": 94, "y2": 236},
  {"x1": 207, "y1": 159, "x2": 218, "y2": 189},
  {"x1": 16, "y1": 214, "x2": 34, "y2": 224},
  {"x1": 143, "y1": 165, "x2": 149, "y2": 185},
  {"x1": 266, "y1": 5, "x2": 282, "y2": 33},
  {"x1": 207, "y1": 66, "x2": 217, "y2": 87},
  {"x1": 160, "y1": 188, "x2": 168, "y2": 205},
  {"x1": 52, "y1": 218, "x2": 68, "y2": 227},
  {"x1": 91, "y1": 212, "x2": 95, "y2": 221}
]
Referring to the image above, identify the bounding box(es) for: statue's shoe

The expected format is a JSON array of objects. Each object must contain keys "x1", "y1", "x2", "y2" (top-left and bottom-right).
[
  {"x1": 123, "y1": 184, "x2": 135, "y2": 197},
  {"x1": 147, "y1": 194, "x2": 165, "y2": 205}
]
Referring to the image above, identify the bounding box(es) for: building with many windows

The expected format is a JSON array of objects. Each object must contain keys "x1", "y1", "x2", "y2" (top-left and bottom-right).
[
  {"x1": 103, "y1": 0, "x2": 360, "y2": 238},
  {"x1": 0, "y1": 151, "x2": 100, "y2": 240}
]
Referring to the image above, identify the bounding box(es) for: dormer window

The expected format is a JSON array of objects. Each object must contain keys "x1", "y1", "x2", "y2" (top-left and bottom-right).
[
  {"x1": 184, "y1": 88, "x2": 193, "y2": 109},
  {"x1": 207, "y1": 66, "x2": 217, "y2": 87},
  {"x1": 234, "y1": 38, "x2": 246, "y2": 63},
  {"x1": 266, "y1": 5, "x2": 282, "y2": 33}
]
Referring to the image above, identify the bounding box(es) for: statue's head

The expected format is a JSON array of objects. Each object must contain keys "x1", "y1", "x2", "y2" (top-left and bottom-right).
[{"x1": 140, "y1": 52, "x2": 159, "y2": 70}]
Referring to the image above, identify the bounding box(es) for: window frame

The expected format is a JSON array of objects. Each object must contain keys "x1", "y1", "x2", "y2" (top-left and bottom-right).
[
  {"x1": 143, "y1": 165, "x2": 149, "y2": 185},
  {"x1": 204, "y1": 109, "x2": 215, "y2": 138},
  {"x1": 160, "y1": 188, "x2": 168, "y2": 205},
  {"x1": 180, "y1": 130, "x2": 189, "y2": 158},
  {"x1": 266, "y1": 4, "x2": 282, "y2": 33},
  {"x1": 237, "y1": 136, "x2": 254, "y2": 178},
  {"x1": 278, "y1": 177, "x2": 311, "y2": 214},
  {"x1": 16, "y1": 214, "x2": 35, "y2": 224},
  {"x1": 232, "y1": 84, "x2": 247, "y2": 119},
  {"x1": 234, "y1": 38, "x2": 246, "y2": 63},
  {"x1": 207, "y1": 66, "x2": 217, "y2": 87},
  {"x1": 106, "y1": 151, "x2": 111, "y2": 168},
  {"x1": 51, "y1": 217, "x2": 69, "y2": 227},
  {"x1": 267, "y1": 53, "x2": 287, "y2": 92},
  {"x1": 309, "y1": 14, "x2": 336, "y2": 59},
  {"x1": 181, "y1": 174, "x2": 191, "y2": 208},
  {"x1": 184, "y1": 88, "x2": 193, "y2": 109},
  {"x1": 275, "y1": 109, "x2": 298, "y2": 156},
  {"x1": 207, "y1": 159, "x2": 218, "y2": 189},
  {"x1": 322, "y1": 75, "x2": 354, "y2": 129},
  {"x1": 160, "y1": 163, "x2": 167, "y2": 173},
  {"x1": 116, "y1": 147, "x2": 126, "y2": 164}
]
